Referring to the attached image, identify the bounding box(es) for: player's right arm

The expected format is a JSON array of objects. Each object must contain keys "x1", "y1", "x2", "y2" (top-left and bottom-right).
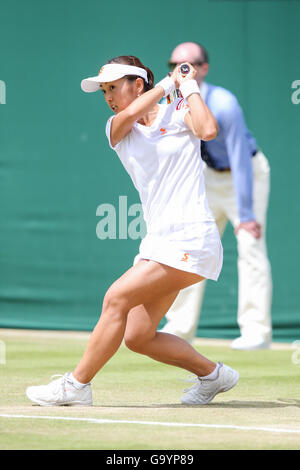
[{"x1": 109, "y1": 86, "x2": 165, "y2": 148}]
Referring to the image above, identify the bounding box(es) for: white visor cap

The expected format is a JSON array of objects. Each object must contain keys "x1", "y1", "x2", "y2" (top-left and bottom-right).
[{"x1": 81, "y1": 64, "x2": 149, "y2": 93}]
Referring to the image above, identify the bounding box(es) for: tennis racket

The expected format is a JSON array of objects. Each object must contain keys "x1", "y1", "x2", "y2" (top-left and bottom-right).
[{"x1": 166, "y1": 63, "x2": 190, "y2": 104}]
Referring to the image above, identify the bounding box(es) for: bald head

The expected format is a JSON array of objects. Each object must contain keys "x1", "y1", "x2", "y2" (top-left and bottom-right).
[
  {"x1": 169, "y1": 42, "x2": 209, "y2": 85},
  {"x1": 170, "y1": 42, "x2": 209, "y2": 65}
]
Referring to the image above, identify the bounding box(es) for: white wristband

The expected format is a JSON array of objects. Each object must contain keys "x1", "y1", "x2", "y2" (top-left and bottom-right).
[
  {"x1": 155, "y1": 76, "x2": 175, "y2": 97},
  {"x1": 179, "y1": 80, "x2": 200, "y2": 99}
]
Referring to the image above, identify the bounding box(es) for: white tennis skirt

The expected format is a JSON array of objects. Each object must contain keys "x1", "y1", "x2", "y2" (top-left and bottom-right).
[{"x1": 133, "y1": 221, "x2": 223, "y2": 281}]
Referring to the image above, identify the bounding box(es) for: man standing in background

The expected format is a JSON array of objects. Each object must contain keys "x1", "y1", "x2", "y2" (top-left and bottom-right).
[{"x1": 161, "y1": 42, "x2": 272, "y2": 350}]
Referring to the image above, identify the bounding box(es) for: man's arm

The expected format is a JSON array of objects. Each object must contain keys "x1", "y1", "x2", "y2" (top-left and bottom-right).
[{"x1": 221, "y1": 98, "x2": 261, "y2": 238}]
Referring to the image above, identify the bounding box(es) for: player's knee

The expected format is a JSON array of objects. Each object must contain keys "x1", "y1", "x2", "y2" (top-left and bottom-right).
[
  {"x1": 102, "y1": 288, "x2": 130, "y2": 317},
  {"x1": 124, "y1": 330, "x2": 152, "y2": 353}
]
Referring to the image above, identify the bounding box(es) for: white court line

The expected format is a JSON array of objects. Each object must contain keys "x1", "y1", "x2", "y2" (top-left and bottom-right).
[
  {"x1": 0, "y1": 414, "x2": 299, "y2": 435},
  {"x1": 0, "y1": 328, "x2": 293, "y2": 350},
  {"x1": 0, "y1": 329, "x2": 293, "y2": 350}
]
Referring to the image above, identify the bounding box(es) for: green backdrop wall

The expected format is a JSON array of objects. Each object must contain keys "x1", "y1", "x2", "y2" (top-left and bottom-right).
[{"x1": 1, "y1": 0, "x2": 300, "y2": 340}]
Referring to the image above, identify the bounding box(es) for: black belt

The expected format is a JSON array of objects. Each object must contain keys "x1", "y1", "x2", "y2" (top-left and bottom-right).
[
  {"x1": 214, "y1": 167, "x2": 231, "y2": 172},
  {"x1": 214, "y1": 151, "x2": 258, "y2": 172},
  {"x1": 201, "y1": 141, "x2": 258, "y2": 172}
]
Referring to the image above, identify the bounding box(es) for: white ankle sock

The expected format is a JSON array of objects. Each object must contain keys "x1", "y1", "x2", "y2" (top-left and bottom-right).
[
  {"x1": 69, "y1": 373, "x2": 88, "y2": 389},
  {"x1": 199, "y1": 362, "x2": 221, "y2": 380}
]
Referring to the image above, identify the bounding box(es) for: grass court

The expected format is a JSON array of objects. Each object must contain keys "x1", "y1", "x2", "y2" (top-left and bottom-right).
[{"x1": 0, "y1": 329, "x2": 299, "y2": 450}]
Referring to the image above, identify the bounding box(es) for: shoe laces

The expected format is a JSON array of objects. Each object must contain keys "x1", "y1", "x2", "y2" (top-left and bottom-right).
[
  {"x1": 181, "y1": 372, "x2": 221, "y2": 397},
  {"x1": 49, "y1": 373, "x2": 70, "y2": 401},
  {"x1": 180, "y1": 375, "x2": 206, "y2": 394}
]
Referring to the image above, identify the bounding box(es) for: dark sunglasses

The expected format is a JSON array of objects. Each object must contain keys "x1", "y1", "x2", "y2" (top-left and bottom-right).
[{"x1": 167, "y1": 61, "x2": 205, "y2": 70}]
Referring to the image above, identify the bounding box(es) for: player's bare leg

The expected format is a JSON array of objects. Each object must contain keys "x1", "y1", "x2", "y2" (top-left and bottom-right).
[
  {"x1": 26, "y1": 260, "x2": 239, "y2": 406},
  {"x1": 72, "y1": 260, "x2": 215, "y2": 384},
  {"x1": 124, "y1": 294, "x2": 216, "y2": 377}
]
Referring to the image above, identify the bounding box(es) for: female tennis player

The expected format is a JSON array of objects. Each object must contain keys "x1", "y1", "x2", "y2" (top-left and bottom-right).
[{"x1": 26, "y1": 56, "x2": 239, "y2": 406}]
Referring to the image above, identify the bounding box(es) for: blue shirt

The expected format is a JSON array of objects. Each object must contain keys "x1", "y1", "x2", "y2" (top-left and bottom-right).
[{"x1": 201, "y1": 82, "x2": 257, "y2": 222}]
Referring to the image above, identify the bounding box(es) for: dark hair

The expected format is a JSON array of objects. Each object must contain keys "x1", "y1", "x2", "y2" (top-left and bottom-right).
[
  {"x1": 193, "y1": 42, "x2": 209, "y2": 64},
  {"x1": 107, "y1": 55, "x2": 154, "y2": 92}
]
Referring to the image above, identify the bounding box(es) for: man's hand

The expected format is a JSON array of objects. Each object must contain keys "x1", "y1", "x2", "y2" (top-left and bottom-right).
[{"x1": 234, "y1": 220, "x2": 262, "y2": 239}]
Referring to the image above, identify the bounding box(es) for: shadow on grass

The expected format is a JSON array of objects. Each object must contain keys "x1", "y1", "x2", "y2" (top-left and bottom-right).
[{"x1": 96, "y1": 399, "x2": 300, "y2": 409}]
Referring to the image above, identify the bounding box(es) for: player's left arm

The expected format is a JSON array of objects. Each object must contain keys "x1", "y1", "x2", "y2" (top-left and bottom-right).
[
  {"x1": 184, "y1": 94, "x2": 218, "y2": 141},
  {"x1": 172, "y1": 64, "x2": 218, "y2": 141}
]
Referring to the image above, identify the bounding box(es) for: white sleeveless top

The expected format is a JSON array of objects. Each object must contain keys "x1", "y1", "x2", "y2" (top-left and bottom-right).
[
  {"x1": 106, "y1": 98, "x2": 215, "y2": 235},
  {"x1": 105, "y1": 98, "x2": 222, "y2": 280}
]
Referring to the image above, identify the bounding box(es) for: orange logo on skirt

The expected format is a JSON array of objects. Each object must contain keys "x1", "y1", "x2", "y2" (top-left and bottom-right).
[{"x1": 181, "y1": 253, "x2": 189, "y2": 262}]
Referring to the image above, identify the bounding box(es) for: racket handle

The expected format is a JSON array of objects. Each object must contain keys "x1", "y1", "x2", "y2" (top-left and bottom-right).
[{"x1": 180, "y1": 64, "x2": 190, "y2": 76}]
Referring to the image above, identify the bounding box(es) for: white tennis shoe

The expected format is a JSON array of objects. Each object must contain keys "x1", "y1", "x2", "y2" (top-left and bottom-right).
[
  {"x1": 26, "y1": 373, "x2": 93, "y2": 406},
  {"x1": 231, "y1": 335, "x2": 271, "y2": 350},
  {"x1": 181, "y1": 363, "x2": 239, "y2": 405}
]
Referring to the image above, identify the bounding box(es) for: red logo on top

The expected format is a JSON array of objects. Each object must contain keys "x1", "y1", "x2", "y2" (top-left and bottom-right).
[
  {"x1": 176, "y1": 99, "x2": 189, "y2": 110},
  {"x1": 176, "y1": 99, "x2": 184, "y2": 110}
]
